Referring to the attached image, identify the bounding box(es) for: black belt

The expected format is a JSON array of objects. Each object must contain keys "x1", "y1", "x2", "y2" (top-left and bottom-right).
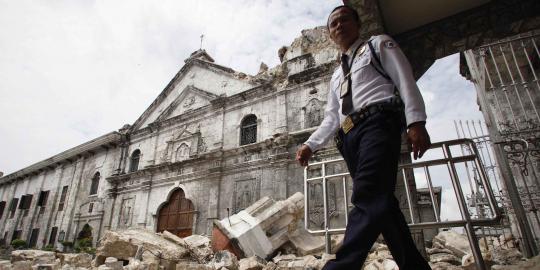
[{"x1": 340, "y1": 99, "x2": 403, "y2": 134}]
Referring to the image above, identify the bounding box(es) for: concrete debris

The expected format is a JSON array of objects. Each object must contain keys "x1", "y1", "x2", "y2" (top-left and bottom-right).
[
  {"x1": 428, "y1": 261, "x2": 463, "y2": 270},
  {"x1": 6, "y1": 202, "x2": 536, "y2": 270},
  {"x1": 95, "y1": 229, "x2": 188, "y2": 267},
  {"x1": 0, "y1": 260, "x2": 12, "y2": 270},
  {"x1": 61, "y1": 253, "x2": 92, "y2": 268},
  {"x1": 491, "y1": 254, "x2": 540, "y2": 269},
  {"x1": 175, "y1": 261, "x2": 214, "y2": 270},
  {"x1": 271, "y1": 254, "x2": 321, "y2": 269},
  {"x1": 238, "y1": 256, "x2": 266, "y2": 270},
  {"x1": 161, "y1": 231, "x2": 213, "y2": 263},
  {"x1": 12, "y1": 261, "x2": 32, "y2": 270},
  {"x1": 433, "y1": 230, "x2": 471, "y2": 258},
  {"x1": 429, "y1": 253, "x2": 462, "y2": 265},
  {"x1": 210, "y1": 250, "x2": 238, "y2": 270},
  {"x1": 364, "y1": 258, "x2": 399, "y2": 270},
  {"x1": 103, "y1": 257, "x2": 122, "y2": 270},
  {"x1": 11, "y1": 250, "x2": 57, "y2": 265},
  {"x1": 212, "y1": 192, "x2": 304, "y2": 259},
  {"x1": 490, "y1": 246, "x2": 524, "y2": 265}
]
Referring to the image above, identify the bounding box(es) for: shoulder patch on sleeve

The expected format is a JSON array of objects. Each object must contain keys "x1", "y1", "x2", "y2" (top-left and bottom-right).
[{"x1": 384, "y1": 40, "x2": 397, "y2": 49}]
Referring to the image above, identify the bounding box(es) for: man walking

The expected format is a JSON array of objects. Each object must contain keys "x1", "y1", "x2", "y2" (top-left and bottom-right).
[{"x1": 296, "y1": 5, "x2": 432, "y2": 270}]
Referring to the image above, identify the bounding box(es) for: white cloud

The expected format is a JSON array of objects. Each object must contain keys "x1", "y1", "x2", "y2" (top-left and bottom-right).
[
  {"x1": 0, "y1": 1, "x2": 486, "y2": 178},
  {"x1": 0, "y1": 0, "x2": 342, "y2": 174}
]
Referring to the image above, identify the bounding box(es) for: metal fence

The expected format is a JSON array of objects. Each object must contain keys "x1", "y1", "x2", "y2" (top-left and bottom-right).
[
  {"x1": 464, "y1": 32, "x2": 540, "y2": 256},
  {"x1": 304, "y1": 138, "x2": 502, "y2": 270}
]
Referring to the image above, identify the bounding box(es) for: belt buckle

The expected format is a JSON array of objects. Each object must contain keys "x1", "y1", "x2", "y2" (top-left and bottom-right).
[{"x1": 342, "y1": 116, "x2": 354, "y2": 134}]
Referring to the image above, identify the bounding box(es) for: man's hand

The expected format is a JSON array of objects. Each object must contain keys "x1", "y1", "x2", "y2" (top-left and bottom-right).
[
  {"x1": 296, "y1": 144, "x2": 313, "y2": 167},
  {"x1": 407, "y1": 123, "x2": 431, "y2": 160}
]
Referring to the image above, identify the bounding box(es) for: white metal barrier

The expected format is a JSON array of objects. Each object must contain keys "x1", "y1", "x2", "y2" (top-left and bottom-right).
[{"x1": 304, "y1": 139, "x2": 503, "y2": 270}]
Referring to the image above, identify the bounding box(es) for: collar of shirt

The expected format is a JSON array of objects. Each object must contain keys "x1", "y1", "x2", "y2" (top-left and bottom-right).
[{"x1": 344, "y1": 37, "x2": 364, "y2": 60}]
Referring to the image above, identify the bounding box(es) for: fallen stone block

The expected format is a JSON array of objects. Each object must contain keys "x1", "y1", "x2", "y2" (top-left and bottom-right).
[
  {"x1": 11, "y1": 250, "x2": 56, "y2": 265},
  {"x1": 261, "y1": 262, "x2": 277, "y2": 270},
  {"x1": 428, "y1": 261, "x2": 463, "y2": 270},
  {"x1": 175, "y1": 261, "x2": 213, "y2": 270},
  {"x1": 61, "y1": 253, "x2": 92, "y2": 268},
  {"x1": 212, "y1": 192, "x2": 304, "y2": 259},
  {"x1": 491, "y1": 254, "x2": 540, "y2": 270},
  {"x1": 363, "y1": 258, "x2": 398, "y2": 270},
  {"x1": 433, "y1": 230, "x2": 471, "y2": 258},
  {"x1": 287, "y1": 229, "x2": 327, "y2": 256},
  {"x1": 95, "y1": 229, "x2": 188, "y2": 267},
  {"x1": 461, "y1": 253, "x2": 494, "y2": 270},
  {"x1": 429, "y1": 253, "x2": 461, "y2": 265},
  {"x1": 238, "y1": 256, "x2": 266, "y2": 270},
  {"x1": 161, "y1": 231, "x2": 213, "y2": 263},
  {"x1": 32, "y1": 263, "x2": 60, "y2": 270},
  {"x1": 104, "y1": 257, "x2": 123, "y2": 270},
  {"x1": 273, "y1": 255, "x2": 319, "y2": 269},
  {"x1": 210, "y1": 250, "x2": 239, "y2": 270},
  {"x1": 0, "y1": 260, "x2": 12, "y2": 270},
  {"x1": 12, "y1": 261, "x2": 32, "y2": 270},
  {"x1": 490, "y1": 246, "x2": 523, "y2": 265},
  {"x1": 125, "y1": 258, "x2": 158, "y2": 270}
]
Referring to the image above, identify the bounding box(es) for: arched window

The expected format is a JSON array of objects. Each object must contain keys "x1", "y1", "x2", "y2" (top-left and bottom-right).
[
  {"x1": 129, "y1": 149, "x2": 141, "y2": 172},
  {"x1": 90, "y1": 172, "x2": 100, "y2": 195},
  {"x1": 175, "y1": 143, "x2": 190, "y2": 162},
  {"x1": 240, "y1": 114, "x2": 257, "y2": 145}
]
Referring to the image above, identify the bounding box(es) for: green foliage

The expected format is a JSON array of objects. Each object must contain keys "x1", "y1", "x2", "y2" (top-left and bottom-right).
[
  {"x1": 77, "y1": 224, "x2": 92, "y2": 240},
  {"x1": 74, "y1": 237, "x2": 94, "y2": 254},
  {"x1": 61, "y1": 241, "x2": 73, "y2": 247},
  {"x1": 42, "y1": 245, "x2": 55, "y2": 251},
  {"x1": 11, "y1": 239, "x2": 27, "y2": 250}
]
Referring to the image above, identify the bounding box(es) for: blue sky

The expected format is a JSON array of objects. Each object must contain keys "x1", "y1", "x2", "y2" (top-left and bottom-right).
[{"x1": 0, "y1": 1, "x2": 487, "y2": 221}]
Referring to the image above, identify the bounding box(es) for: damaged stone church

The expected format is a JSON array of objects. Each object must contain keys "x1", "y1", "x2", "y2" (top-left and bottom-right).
[{"x1": 0, "y1": 26, "x2": 435, "y2": 250}]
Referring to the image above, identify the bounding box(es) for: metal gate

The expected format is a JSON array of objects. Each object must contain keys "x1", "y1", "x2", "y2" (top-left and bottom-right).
[
  {"x1": 304, "y1": 139, "x2": 502, "y2": 270},
  {"x1": 463, "y1": 32, "x2": 540, "y2": 257}
]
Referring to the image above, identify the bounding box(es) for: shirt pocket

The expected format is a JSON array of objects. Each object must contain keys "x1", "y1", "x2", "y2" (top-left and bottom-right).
[{"x1": 350, "y1": 54, "x2": 372, "y2": 85}]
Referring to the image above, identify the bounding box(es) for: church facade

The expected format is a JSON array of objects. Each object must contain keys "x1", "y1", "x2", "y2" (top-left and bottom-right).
[{"x1": 0, "y1": 27, "x2": 429, "y2": 249}]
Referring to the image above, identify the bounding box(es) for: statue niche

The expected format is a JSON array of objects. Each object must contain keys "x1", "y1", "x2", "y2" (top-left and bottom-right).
[{"x1": 304, "y1": 98, "x2": 324, "y2": 128}]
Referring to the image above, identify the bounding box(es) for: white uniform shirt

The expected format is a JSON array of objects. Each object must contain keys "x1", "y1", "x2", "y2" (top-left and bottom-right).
[{"x1": 305, "y1": 34, "x2": 427, "y2": 152}]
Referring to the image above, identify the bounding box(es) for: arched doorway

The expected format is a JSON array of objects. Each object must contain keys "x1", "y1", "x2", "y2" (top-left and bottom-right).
[{"x1": 157, "y1": 188, "x2": 195, "y2": 238}]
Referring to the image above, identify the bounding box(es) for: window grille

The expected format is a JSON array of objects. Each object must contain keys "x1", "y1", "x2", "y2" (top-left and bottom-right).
[
  {"x1": 0, "y1": 201, "x2": 5, "y2": 219},
  {"x1": 9, "y1": 198, "x2": 18, "y2": 218},
  {"x1": 37, "y1": 191, "x2": 49, "y2": 207},
  {"x1": 240, "y1": 115, "x2": 257, "y2": 145},
  {"x1": 129, "y1": 149, "x2": 141, "y2": 172},
  {"x1": 11, "y1": 230, "x2": 22, "y2": 242},
  {"x1": 48, "y1": 227, "x2": 58, "y2": 245},
  {"x1": 90, "y1": 172, "x2": 100, "y2": 195},
  {"x1": 58, "y1": 186, "x2": 68, "y2": 211},
  {"x1": 29, "y1": 228, "x2": 39, "y2": 248},
  {"x1": 19, "y1": 195, "x2": 32, "y2": 210}
]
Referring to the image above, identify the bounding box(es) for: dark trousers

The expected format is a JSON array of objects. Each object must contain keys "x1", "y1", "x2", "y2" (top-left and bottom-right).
[{"x1": 323, "y1": 111, "x2": 431, "y2": 270}]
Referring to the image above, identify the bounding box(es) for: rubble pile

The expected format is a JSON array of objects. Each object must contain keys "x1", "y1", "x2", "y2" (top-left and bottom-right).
[{"x1": 3, "y1": 193, "x2": 539, "y2": 270}]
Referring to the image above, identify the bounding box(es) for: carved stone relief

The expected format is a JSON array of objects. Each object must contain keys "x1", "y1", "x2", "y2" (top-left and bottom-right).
[
  {"x1": 233, "y1": 178, "x2": 261, "y2": 213},
  {"x1": 304, "y1": 98, "x2": 324, "y2": 128},
  {"x1": 308, "y1": 182, "x2": 337, "y2": 229},
  {"x1": 175, "y1": 143, "x2": 190, "y2": 162},
  {"x1": 119, "y1": 198, "x2": 134, "y2": 228}
]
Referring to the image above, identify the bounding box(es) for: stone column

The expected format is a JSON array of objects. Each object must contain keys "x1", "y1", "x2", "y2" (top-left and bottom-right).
[
  {"x1": 65, "y1": 156, "x2": 87, "y2": 242},
  {"x1": 206, "y1": 178, "x2": 221, "y2": 235},
  {"x1": 273, "y1": 92, "x2": 288, "y2": 135},
  {"x1": 136, "y1": 177, "x2": 152, "y2": 228}
]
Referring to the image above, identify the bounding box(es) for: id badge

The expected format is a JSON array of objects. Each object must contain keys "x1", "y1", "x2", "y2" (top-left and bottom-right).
[{"x1": 340, "y1": 78, "x2": 349, "y2": 98}]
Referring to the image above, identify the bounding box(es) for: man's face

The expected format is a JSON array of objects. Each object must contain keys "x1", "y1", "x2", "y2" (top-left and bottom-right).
[{"x1": 328, "y1": 8, "x2": 360, "y2": 50}]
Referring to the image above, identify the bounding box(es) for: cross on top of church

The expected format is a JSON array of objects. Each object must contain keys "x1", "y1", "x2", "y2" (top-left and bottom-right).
[{"x1": 200, "y1": 34, "x2": 204, "y2": 50}]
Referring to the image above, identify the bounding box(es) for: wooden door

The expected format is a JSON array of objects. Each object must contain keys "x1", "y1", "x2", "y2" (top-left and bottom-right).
[{"x1": 157, "y1": 189, "x2": 194, "y2": 238}]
